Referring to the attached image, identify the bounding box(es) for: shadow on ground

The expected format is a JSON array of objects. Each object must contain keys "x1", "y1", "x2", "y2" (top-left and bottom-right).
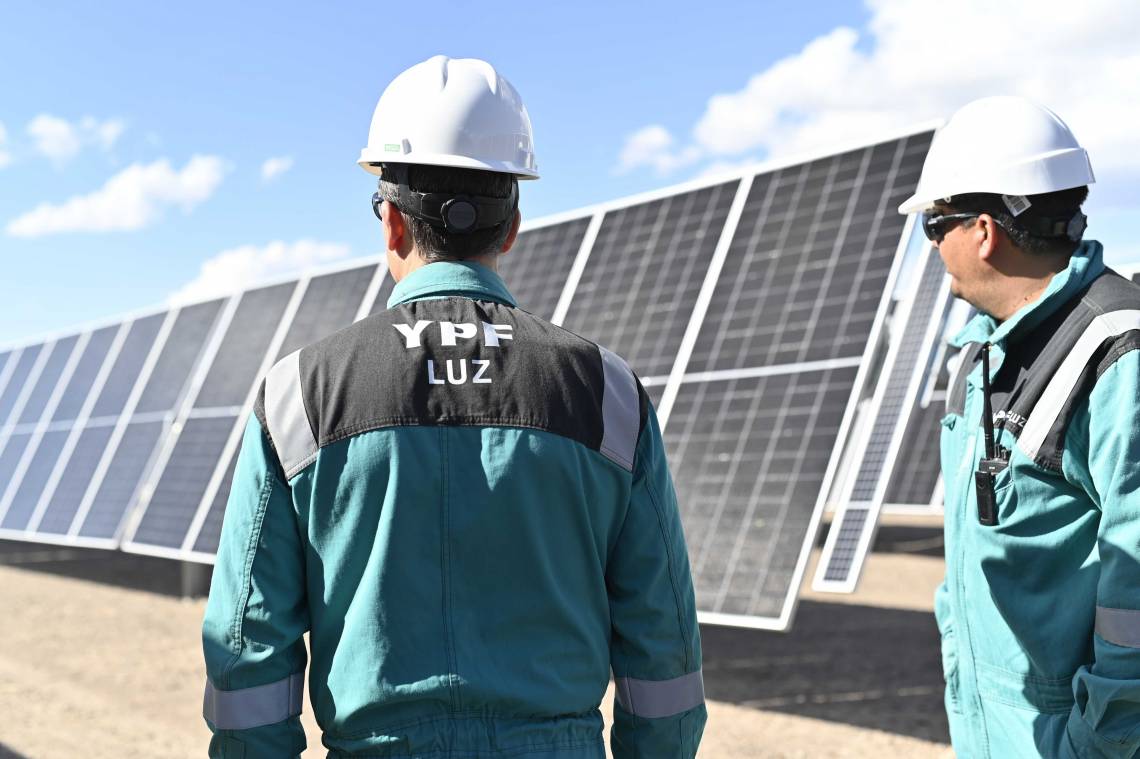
[
  {"x1": 700, "y1": 601, "x2": 949, "y2": 744},
  {"x1": 0, "y1": 540, "x2": 204, "y2": 597},
  {"x1": 0, "y1": 743, "x2": 31, "y2": 758},
  {"x1": 1, "y1": 540, "x2": 948, "y2": 745}
]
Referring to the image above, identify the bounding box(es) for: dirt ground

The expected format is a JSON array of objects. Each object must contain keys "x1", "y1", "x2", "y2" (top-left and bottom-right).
[{"x1": 0, "y1": 515, "x2": 952, "y2": 758}]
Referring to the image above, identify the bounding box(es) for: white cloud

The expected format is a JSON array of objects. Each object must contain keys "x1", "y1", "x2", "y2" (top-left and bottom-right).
[
  {"x1": 169, "y1": 240, "x2": 353, "y2": 303},
  {"x1": 0, "y1": 122, "x2": 10, "y2": 169},
  {"x1": 26, "y1": 114, "x2": 126, "y2": 165},
  {"x1": 6, "y1": 155, "x2": 226, "y2": 238},
  {"x1": 616, "y1": 125, "x2": 700, "y2": 175},
  {"x1": 260, "y1": 155, "x2": 294, "y2": 182},
  {"x1": 618, "y1": 0, "x2": 1140, "y2": 177}
]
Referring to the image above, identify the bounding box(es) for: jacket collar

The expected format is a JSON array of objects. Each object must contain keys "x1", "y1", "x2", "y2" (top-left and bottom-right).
[
  {"x1": 950, "y1": 240, "x2": 1105, "y2": 348},
  {"x1": 387, "y1": 260, "x2": 517, "y2": 309}
]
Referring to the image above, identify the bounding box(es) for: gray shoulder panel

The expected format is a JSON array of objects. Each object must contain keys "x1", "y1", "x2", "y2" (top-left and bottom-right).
[
  {"x1": 264, "y1": 350, "x2": 318, "y2": 479},
  {"x1": 1017, "y1": 309, "x2": 1140, "y2": 461},
  {"x1": 598, "y1": 346, "x2": 639, "y2": 472}
]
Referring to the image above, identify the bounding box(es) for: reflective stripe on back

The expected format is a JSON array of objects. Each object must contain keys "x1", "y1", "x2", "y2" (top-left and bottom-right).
[
  {"x1": 1017, "y1": 310, "x2": 1140, "y2": 461},
  {"x1": 598, "y1": 346, "x2": 639, "y2": 472},
  {"x1": 614, "y1": 670, "x2": 705, "y2": 719},
  {"x1": 202, "y1": 671, "x2": 304, "y2": 730},
  {"x1": 265, "y1": 350, "x2": 318, "y2": 478}
]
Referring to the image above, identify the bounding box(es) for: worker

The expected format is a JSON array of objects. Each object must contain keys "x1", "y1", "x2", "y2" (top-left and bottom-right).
[
  {"x1": 900, "y1": 95, "x2": 1140, "y2": 756},
  {"x1": 201, "y1": 55, "x2": 706, "y2": 758}
]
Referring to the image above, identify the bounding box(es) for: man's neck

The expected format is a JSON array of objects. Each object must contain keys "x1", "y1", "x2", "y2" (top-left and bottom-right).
[{"x1": 392, "y1": 251, "x2": 498, "y2": 283}]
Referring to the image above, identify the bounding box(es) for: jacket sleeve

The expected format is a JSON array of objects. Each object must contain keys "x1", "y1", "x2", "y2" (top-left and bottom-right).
[
  {"x1": 201, "y1": 414, "x2": 308, "y2": 758},
  {"x1": 1062, "y1": 351, "x2": 1140, "y2": 758},
  {"x1": 606, "y1": 401, "x2": 707, "y2": 758}
]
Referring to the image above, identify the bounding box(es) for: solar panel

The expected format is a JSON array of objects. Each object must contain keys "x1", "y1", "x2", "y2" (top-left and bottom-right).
[
  {"x1": 883, "y1": 290, "x2": 955, "y2": 509},
  {"x1": 813, "y1": 242, "x2": 948, "y2": 592},
  {"x1": 0, "y1": 345, "x2": 44, "y2": 426},
  {"x1": 76, "y1": 420, "x2": 166, "y2": 539},
  {"x1": 71, "y1": 303, "x2": 225, "y2": 541},
  {"x1": 129, "y1": 416, "x2": 239, "y2": 548},
  {"x1": 16, "y1": 335, "x2": 80, "y2": 425},
  {"x1": 649, "y1": 132, "x2": 932, "y2": 627},
  {"x1": 667, "y1": 366, "x2": 859, "y2": 620},
  {"x1": 90, "y1": 313, "x2": 166, "y2": 419},
  {"x1": 51, "y1": 326, "x2": 118, "y2": 423},
  {"x1": 194, "y1": 283, "x2": 296, "y2": 408},
  {"x1": 277, "y1": 265, "x2": 375, "y2": 359},
  {"x1": 561, "y1": 181, "x2": 739, "y2": 379},
  {"x1": 35, "y1": 423, "x2": 116, "y2": 535},
  {"x1": 0, "y1": 126, "x2": 933, "y2": 631},
  {"x1": 500, "y1": 217, "x2": 592, "y2": 320},
  {"x1": 1, "y1": 429, "x2": 70, "y2": 530}
]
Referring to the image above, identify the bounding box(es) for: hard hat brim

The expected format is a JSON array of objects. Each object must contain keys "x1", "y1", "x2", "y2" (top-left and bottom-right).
[{"x1": 358, "y1": 148, "x2": 540, "y2": 180}]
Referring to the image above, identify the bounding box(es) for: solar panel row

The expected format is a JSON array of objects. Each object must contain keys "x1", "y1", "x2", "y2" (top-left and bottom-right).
[
  {"x1": 813, "y1": 241, "x2": 949, "y2": 592},
  {"x1": 0, "y1": 126, "x2": 935, "y2": 629}
]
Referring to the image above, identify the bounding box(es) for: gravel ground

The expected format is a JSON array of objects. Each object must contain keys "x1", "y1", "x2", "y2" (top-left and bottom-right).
[{"x1": 0, "y1": 516, "x2": 952, "y2": 757}]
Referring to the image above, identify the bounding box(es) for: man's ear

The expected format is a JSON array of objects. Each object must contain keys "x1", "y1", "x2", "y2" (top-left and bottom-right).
[
  {"x1": 500, "y1": 210, "x2": 522, "y2": 254},
  {"x1": 975, "y1": 213, "x2": 1000, "y2": 262},
  {"x1": 381, "y1": 200, "x2": 413, "y2": 260}
]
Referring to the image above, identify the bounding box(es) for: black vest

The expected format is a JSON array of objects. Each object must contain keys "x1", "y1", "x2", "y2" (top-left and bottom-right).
[{"x1": 947, "y1": 269, "x2": 1140, "y2": 471}]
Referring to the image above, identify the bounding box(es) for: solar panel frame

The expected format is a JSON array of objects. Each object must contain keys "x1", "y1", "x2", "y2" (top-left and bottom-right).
[
  {"x1": 0, "y1": 343, "x2": 50, "y2": 435},
  {"x1": 812, "y1": 240, "x2": 948, "y2": 593}
]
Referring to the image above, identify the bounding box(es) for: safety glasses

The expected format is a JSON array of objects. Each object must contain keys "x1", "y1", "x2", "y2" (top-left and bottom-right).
[{"x1": 921, "y1": 212, "x2": 980, "y2": 244}]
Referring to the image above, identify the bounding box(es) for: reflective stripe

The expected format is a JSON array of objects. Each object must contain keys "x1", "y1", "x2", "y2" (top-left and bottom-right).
[
  {"x1": 614, "y1": 670, "x2": 705, "y2": 719},
  {"x1": 265, "y1": 350, "x2": 318, "y2": 478},
  {"x1": 598, "y1": 346, "x2": 639, "y2": 472},
  {"x1": 1096, "y1": 606, "x2": 1140, "y2": 648},
  {"x1": 203, "y1": 671, "x2": 304, "y2": 730},
  {"x1": 1017, "y1": 310, "x2": 1140, "y2": 460}
]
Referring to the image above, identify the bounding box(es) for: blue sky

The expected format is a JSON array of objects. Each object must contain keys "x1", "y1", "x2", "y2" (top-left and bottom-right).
[{"x1": 2, "y1": 0, "x2": 1137, "y2": 345}]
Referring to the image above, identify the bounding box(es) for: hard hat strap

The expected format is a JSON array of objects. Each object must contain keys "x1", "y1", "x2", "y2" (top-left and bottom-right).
[{"x1": 376, "y1": 164, "x2": 518, "y2": 234}]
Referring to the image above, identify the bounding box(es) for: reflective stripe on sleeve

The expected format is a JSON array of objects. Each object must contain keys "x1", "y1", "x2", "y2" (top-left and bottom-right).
[
  {"x1": 614, "y1": 670, "x2": 705, "y2": 719},
  {"x1": 1017, "y1": 310, "x2": 1140, "y2": 461},
  {"x1": 598, "y1": 346, "x2": 639, "y2": 472},
  {"x1": 1096, "y1": 606, "x2": 1140, "y2": 649},
  {"x1": 203, "y1": 671, "x2": 304, "y2": 730},
  {"x1": 265, "y1": 349, "x2": 318, "y2": 478}
]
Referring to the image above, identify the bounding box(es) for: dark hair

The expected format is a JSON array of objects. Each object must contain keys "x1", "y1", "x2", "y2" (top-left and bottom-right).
[
  {"x1": 946, "y1": 186, "x2": 1089, "y2": 257},
  {"x1": 380, "y1": 164, "x2": 518, "y2": 262}
]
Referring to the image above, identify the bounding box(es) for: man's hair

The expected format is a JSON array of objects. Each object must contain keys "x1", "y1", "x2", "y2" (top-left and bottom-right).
[
  {"x1": 946, "y1": 186, "x2": 1089, "y2": 258},
  {"x1": 380, "y1": 164, "x2": 518, "y2": 262}
]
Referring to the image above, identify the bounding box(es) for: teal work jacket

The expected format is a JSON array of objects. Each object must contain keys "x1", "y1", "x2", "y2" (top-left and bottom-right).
[
  {"x1": 201, "y1": 262, "x2": 706, "y2": 758},
  {"x1": 938, "y1": 241, "x2": 1140, "y2": 757}
]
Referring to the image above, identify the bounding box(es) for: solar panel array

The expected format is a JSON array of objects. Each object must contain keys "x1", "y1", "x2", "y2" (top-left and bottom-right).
[
  {"x1": 0, "y1": 127, "x2": 934, "y2": 629},
  {"x1": 813, "y1": 243, "x2": 949, "y2": 592}
]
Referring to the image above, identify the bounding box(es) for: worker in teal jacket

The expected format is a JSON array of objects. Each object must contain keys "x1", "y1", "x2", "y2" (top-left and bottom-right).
[
  {"x1": 201, "y1": 56, "x2": 705, "y2": 758},
  {"x1": 900, "y1": 96, "x2": 1140, "y2": 757}
]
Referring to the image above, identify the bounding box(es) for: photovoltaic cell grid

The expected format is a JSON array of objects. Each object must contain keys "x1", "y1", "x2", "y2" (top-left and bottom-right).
[
  {"x1": 814, "y1": 243, "x2": 947, "y2": 590},
  {"x1": 127, "y1": 282, "x2": 299, "y2": 550},
  {"x1": 131, "y1": 265, "x2": 378, "y2": 556},
  {"x1": 653, "y1": 131, "x2": 933, "y2": 625},
  {"x1": 884, "y1": 289, "x2": 956, "y2": 508},
  {"x1": 498, "y1": 217, "x2": 592, "y2": 321},
  {"x1": 0, "y1": 128, "x2": 933, "y2": 631},
  {"x1": 561, "y1": 181, "x2": 738, "y2": 378},
  {"x1": 34, "y1": 314, "x2": 167, "y2": 537}
]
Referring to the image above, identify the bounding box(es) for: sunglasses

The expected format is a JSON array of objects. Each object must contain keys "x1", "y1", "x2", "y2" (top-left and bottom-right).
[{"x1": 921, "y1": 212, "x2": 981, "y2": 244}]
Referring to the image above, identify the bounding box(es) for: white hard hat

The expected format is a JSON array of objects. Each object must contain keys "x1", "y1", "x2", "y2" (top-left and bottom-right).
[
  {"x1": 898, "y1": 96, "x2": 1094, "y2": 215},
  {"x1": 359, "y1": 55, "x2": 538, "y2": 179}
]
